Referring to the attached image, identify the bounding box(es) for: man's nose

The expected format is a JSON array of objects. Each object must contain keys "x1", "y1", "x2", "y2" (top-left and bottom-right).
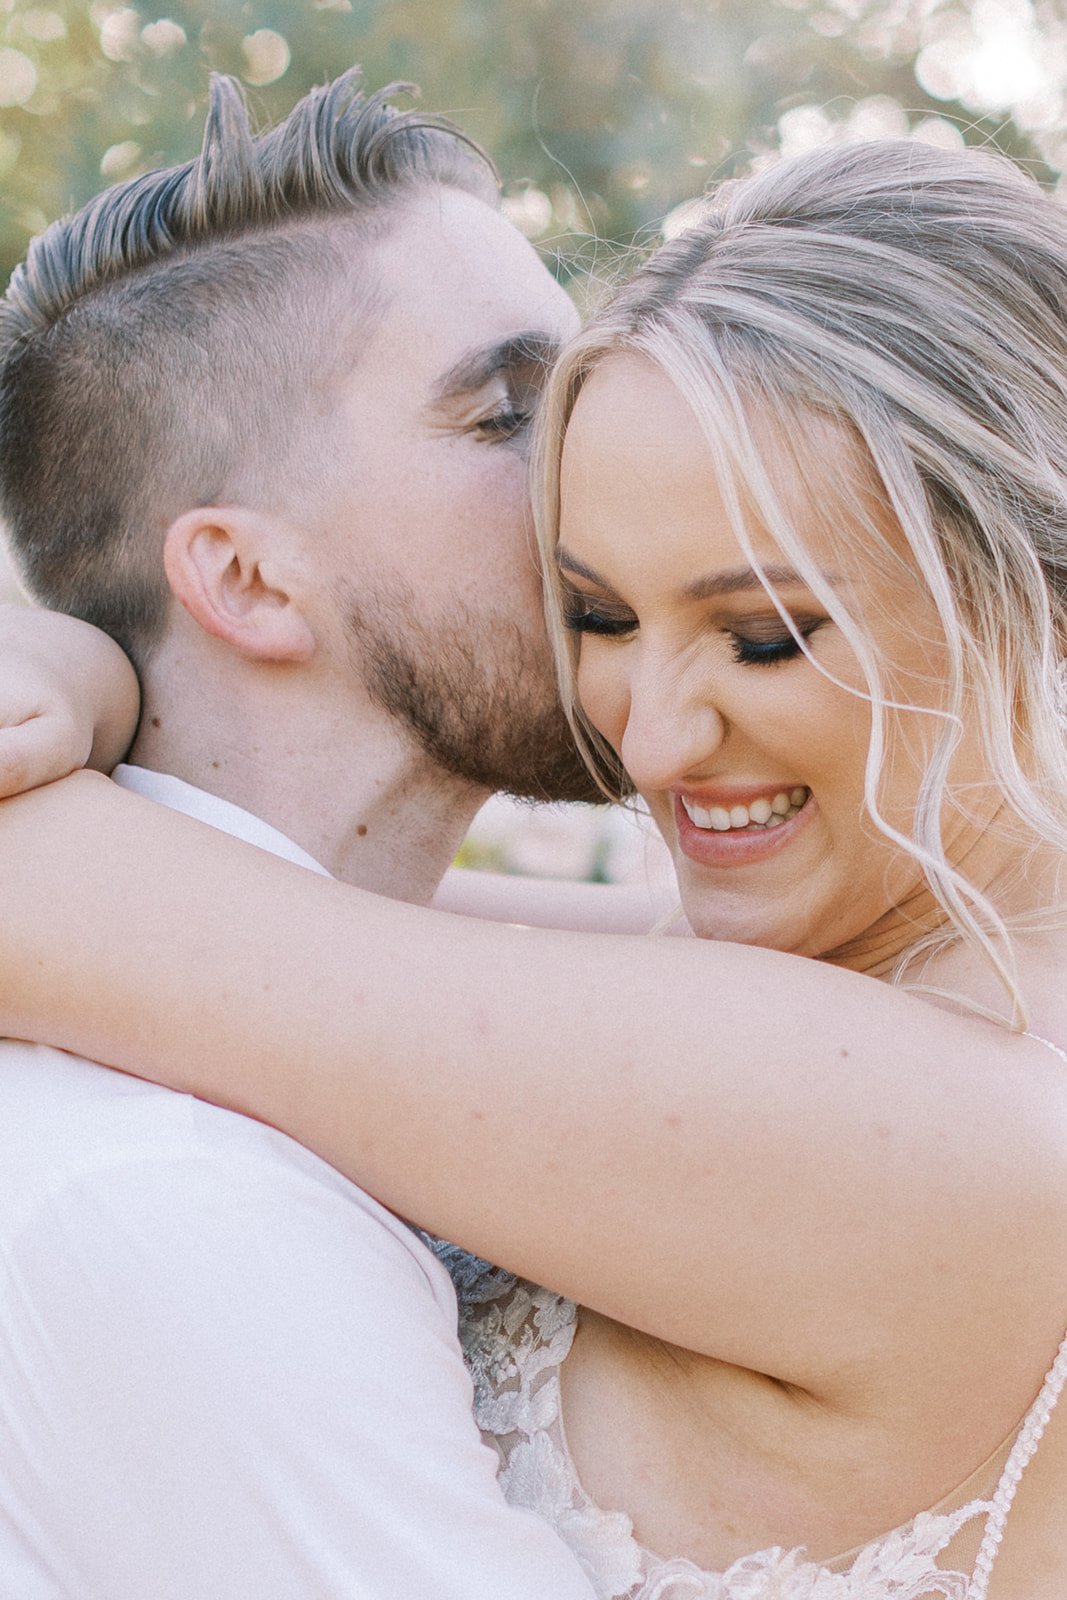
[{"x1": 618, "y1": 654, "x2": 726, "y2": 794}]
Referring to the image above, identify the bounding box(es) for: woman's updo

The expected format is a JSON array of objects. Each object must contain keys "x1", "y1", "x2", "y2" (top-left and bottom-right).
[{"x1": 537, "y1": 139, "x2": 1067, "y2": 1016}]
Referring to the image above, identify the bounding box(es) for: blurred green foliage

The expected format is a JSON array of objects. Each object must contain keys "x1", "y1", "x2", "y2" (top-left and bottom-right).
[{"x1": 0, "y1": 0, "x2": 1065, "y2": 287}]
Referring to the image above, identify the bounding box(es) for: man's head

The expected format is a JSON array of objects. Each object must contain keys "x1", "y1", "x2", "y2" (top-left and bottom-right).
[
  {"x1": 0, "y1": 69, "x2": 596, "y2": 805},
  {"x1": 0, "y1": 71, "x2": 495, "y2": 663}
]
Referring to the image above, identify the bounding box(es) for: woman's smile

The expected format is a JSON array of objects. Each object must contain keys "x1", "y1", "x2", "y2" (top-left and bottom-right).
[
  {"x1": 555, "y1": 354, "x2": 982, "y2": 961},
  {"x1": 673, "y1": 786, "x2": 815, "y2": 869}
]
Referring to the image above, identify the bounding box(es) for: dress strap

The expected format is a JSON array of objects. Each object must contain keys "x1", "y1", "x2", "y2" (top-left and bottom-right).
[
  {"x1": 966, "y1": 1329, "x2": 1067, "y2": 1599},
  {"x1": 967, "y1": 1030, "x2": 1067, "y2": 1595},
  {"x1": 1023, "y1": 1030, "x2": 1067, "y2": 1064}
]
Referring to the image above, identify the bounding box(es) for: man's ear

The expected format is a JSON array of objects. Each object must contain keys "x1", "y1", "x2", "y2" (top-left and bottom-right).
[{"x1": 163, "y1": 507, "x2": 316, "y2": 663}]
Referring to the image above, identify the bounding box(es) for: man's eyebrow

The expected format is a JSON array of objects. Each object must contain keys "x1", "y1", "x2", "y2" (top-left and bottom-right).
[
  {"x1": 556, "y1": 549, "x2": 831, "y2": 599},
  {"x1": 430, "y1": 331, "x2": 562, "y2": 403}
]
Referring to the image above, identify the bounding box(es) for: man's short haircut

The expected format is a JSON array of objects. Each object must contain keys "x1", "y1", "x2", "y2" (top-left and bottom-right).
[{"x1": 0, "y1": 69, "x2": 497, "y2": 662}]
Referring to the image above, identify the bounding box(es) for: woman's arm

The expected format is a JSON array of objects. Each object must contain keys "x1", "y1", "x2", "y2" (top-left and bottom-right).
[
  {"x1": 432, "y1": 862, "x2": 689, "y2": 933},
  {"x1": 0, "y1": 606, "x2": 140, "y2": 794},
  {"x1": 0, "y1": 616, "x2": 683, "y2": 938},
  {"x1": 0, "y1": 774, "x2": 1061, "y2": 1396}
]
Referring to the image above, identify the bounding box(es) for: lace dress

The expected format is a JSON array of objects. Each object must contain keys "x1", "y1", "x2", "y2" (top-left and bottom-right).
[{"x1": 429, "y1": 1243, "x2": 1067, "y2": 1600}]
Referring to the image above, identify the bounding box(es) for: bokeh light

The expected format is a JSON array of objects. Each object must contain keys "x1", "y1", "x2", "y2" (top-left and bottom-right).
[
  {"x1": 0, "y1": 47, "x2": 36, "y2": 106},
  {"x1": 240, "y1": 28, "x2": 291, "y2": 87}
]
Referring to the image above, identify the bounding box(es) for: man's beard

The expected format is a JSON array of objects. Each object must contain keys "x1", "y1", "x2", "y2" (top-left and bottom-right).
[{"x1": 342, "y1": 579, "x2": 605, "y2": 804}]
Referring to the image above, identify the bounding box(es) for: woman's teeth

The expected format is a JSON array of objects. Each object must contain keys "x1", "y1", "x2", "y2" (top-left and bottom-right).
[{"x1": 681, "y1": 788, "x2": 809, "y2": 832}]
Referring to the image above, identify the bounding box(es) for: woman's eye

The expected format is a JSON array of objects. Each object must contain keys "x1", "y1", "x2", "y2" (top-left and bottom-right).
[
  {"x1": 729, "y1": 620, "x2": 824, "y2": 667},
  {"x1": 562, "y1": 594, "x2": 637, "y2": 637}
]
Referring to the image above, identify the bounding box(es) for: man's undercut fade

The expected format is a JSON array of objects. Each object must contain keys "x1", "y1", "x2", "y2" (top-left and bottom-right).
[{"x1": 0, "y1": 68, "x2": 497, "y2": 662}]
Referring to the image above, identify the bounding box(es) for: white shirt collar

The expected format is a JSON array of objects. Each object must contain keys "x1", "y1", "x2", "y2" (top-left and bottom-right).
[{"x1": 112, "y1": 764, "x2": 332, "y2": 879}]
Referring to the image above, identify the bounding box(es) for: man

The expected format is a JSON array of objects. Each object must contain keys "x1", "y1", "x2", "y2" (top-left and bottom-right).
[{"x1": 0, "y1": 68, "x2": 600, "y2": 1598}]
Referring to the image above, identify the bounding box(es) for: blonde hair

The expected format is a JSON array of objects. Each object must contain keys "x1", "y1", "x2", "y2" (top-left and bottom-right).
[{"x1": 536, "y1": 139, "x2": 1067, "y2": 1021}]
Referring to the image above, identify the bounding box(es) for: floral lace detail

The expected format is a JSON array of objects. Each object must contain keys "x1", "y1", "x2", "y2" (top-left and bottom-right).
[
  {"x1": 426, "y1": 1242, "x2": 1066, "y2": 1600},
  {"x1": 422, "y1": 1237, "x2": 514, "y2": 1306}
]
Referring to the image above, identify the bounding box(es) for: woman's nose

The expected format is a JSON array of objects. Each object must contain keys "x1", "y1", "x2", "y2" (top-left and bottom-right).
[{"x1": 617, "y1": 657, "x2": 727, "y2": 794}]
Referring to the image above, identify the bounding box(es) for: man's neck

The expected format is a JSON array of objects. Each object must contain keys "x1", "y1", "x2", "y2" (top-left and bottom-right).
[{"x1": 128, "y1": 680, "x2": 486, "y2": 904}]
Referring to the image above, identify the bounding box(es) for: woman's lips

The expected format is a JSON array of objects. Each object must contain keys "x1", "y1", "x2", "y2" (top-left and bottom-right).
[{"x1": 672, "y1": 787, "x2": 814, "y2": 868}]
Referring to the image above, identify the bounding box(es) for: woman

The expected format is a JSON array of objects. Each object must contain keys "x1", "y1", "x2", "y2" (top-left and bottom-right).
[{"x1": 0, "y1": 138, "x2": 1064, "y2": 1598}]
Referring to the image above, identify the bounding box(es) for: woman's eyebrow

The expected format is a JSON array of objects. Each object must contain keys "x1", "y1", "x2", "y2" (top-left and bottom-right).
[
  {"x1": 682, "y1": 564, "x2": 818, "y2": 600},
  {"x1": 430, "y1": 331, "x2": 562, "y2": 405},
  {"x1": 556, "y1": 550, "x2": 833, "y2": 599},
  {"x1": 556, "y1": 548, "x2": 608, "y2": 585}
]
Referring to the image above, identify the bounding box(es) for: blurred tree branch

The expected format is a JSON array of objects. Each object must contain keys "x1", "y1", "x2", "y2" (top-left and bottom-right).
[{"x1": 0, "y1": 0, "x2": 1061, "y2": 289}]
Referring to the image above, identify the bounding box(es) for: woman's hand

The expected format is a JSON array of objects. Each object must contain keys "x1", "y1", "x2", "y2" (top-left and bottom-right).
[{"x1": 0, "y1": 606, "x2": 140, "y2": 796}]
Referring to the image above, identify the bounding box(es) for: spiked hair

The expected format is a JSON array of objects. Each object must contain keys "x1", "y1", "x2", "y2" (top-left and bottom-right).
[{"x1": 0, "y1": 68, "x2": 497, "y2": 660}]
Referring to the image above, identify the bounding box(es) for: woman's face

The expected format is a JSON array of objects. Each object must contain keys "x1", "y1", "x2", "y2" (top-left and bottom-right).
[{"x1": 557, "y1": 355, "x2": 990, "y2": 963}]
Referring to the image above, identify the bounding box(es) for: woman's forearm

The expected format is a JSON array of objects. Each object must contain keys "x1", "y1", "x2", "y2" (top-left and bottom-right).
[
  {"x1": 432, "y1": 862, "x2": 687, "y2": 933},
  {"x1": 0, "y1": 606, "x2": 140, "y2": 792},
  {"x1": 0, "y1": 773, "x2": 1057, "y2": 1386}
]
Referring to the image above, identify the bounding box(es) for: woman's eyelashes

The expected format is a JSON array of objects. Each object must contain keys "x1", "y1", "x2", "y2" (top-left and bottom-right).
[
  {"x1": 562, "y1": 592, "x2": 638, "y2": 637},
  {"x1": 729, "y1": 620, "x2": 825, "y2": 666},
  {"x1": 562, "y1": 590, "x2": 827, "y2": 664}
]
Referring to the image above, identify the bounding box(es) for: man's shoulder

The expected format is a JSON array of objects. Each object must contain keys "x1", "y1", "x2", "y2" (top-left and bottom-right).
[
  {"x1": 0, "y1": 1037, "x2": 443, "y2": 1292},
  {"x1": 0, "y1": 1035, "x2": 197, "y2": 1174}
]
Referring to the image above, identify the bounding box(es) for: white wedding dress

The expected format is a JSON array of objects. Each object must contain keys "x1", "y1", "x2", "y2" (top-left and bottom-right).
[
  {"x1": 429, "y1": 1032, "x2": 1067, "y2": 1599},
  {"x1": 426, "y1": 1247, "x2": 1066, "y2": 1600}
]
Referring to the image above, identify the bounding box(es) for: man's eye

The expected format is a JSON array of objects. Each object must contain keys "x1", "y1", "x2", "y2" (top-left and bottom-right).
[
  {"x1": 562, "y1": 593, "x2": 637, "y2": 637},
  {"x1": 474, "y1": 405, "x2": 534, "y2": 442}
]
